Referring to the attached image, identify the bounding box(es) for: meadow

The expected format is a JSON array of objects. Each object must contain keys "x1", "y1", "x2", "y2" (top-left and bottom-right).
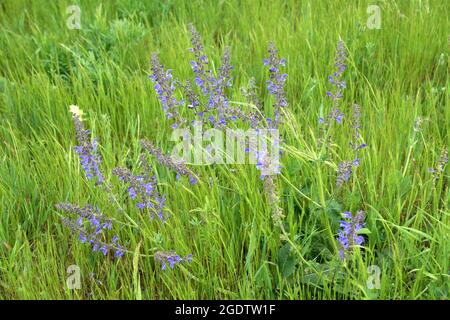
[{"x1": 0, "y1": 0, "x2": 448, "y2": 299}]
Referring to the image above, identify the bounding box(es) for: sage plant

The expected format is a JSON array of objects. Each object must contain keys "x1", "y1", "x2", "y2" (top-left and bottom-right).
[
  {"x1": 140, "y1": 139, "x2": 198, "y2": 185},
  {"x1": 337, "y1": 210, "x2": 365, "y2": 261},
  {"x1": 72, "y1": 113, "x2": 104, "y2": 184},
  {"x1": 56, "y1": 203, "x2": 126, "y2": 258},
  {"x1": 154, "y1": 251, "x2": 193, "y2": 270},
  {"x1": 150, "y1": 53, "x2": 186, "y2": 129},
  {"x1": 429, "y1": 147, "x2": 448, "y2": 181},
  {"x1": 319, "y1": 40, "x2": 347, "y2": 148},
  {"x1": 336, "y1": 104, "x2": 367, "y2": 188},
  {"x1": 112, "y1": 167, "x2": 167, "y2": 221}
]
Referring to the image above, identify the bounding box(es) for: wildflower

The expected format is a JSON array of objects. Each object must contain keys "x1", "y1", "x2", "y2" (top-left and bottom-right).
[
  {"x1": 182, "y1": 80, "x2": 201, "y2": 113},
  {"x1": 217, "y1": 48, "x2": 233, "y2": 88},
  {"x1": 252, "y1": 43, "x2": 287, "y2": 180},
  {"x1": 154, "y1": 251, "x2": 192, "y2": 270},
  {"x1": 429, "y1": 147, "x2": 448, "y2": 181},
  {"x1": 208, "y1": 47, "x2": 233, "y2": 127},
  {"x1": 255, "y1": 44, "x2": 287, "y2": 228},
  {"x1": 319, "y1": 40, "x2": 347, "y2": 147},
  {"x1": 188, "y1": 28, "x2": 235, "y2": 126},
  {"x1": 242, "y1": 77, "x2": 263, "y2": 111},
  {"x1": 337, "y1": 210, "x2": 365, "y2": 261},
  {"x1": 112, "y1": 167, "x2": 167, "y2": 220},
  {"x1": 242, "y1": 77, "x2": 264, "y2": 128},
  {"x1": 350, "y1": 104, "x2": 367, "y2": 152},
  {"x1": 56, "y1": 203, "x2": 126, "y2": 258},
  {"x1": 336, "y1": 105, "x2": 366, "y2": 188},
  {"x1": 140, "y1": 139, "x2": 198, "y2": 185},
  {"x1": 188, "y1": 23, "x2": 211, "y2": 97},
  {"x1": 263, "y1": 43, "x2": 288, "y2": 128},
  {"x1": 336, "y1": 159, "x2": 360, "y2": 187},
  {"x1": 150, "y1": 53, "x2": 186, "y2": 128},
  {"x1": 327, "y1": 107, "x2": 344, "y2": 124},
  {"x1": 326, "y1": 40, "x2": 347, "y2": 108},
  {"x1": 69, "y1": 104, "x2": 85, "y2": 119},
  {"x1": 187, "y1": 25, "x2": 256, "y2": 128},
  {"x1": 71, "y1": 112, "x2": 103, "y2": 184},
  {"x1": 255, "y1": 132, "x2": 282, "y2": 180}
]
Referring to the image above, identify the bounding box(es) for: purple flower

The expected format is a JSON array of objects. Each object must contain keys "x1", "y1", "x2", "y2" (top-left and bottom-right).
[
  {"x1": 111, "y1": 235, "x2": 126, "y2": 258},
  {"x1": 154, "y1": 251, "x2": 192, "y2": 270},
  {"x1": 56, "y1": 203, "x2": 126, "y2": 258},
  {"x1": 327, "y1": 108, "x2": 344, "y2": 124},
  {"x1": 72, "y1": 115, "x2": 103, "y2": 184},
  {"x1": 140, "y1": 139, "x2": 198, "y2": 185},
  {"x1": 188, "y1": 24, "x2": 210, "y2": 97},
  {"x1": 429, "y1": 147, "x2": 448, "y2": 181},
  {"x1": 255, "y1": 135, "x2": 281, "y2": 180},
  {"x1": 127, "y1": 186, "x2": 137, "y2": 199},
  {"x1": 350, "y1": 104, "x2": 367, "y2": 152},
  {"x1": 210, "y1": 48, "x2": 234, "y2": 126},
  {"x1": 114, "y1": 250, "x2": 125, "y2": 258},
  {"x1": 182, "y1": 80, "x2": 201, "y2": 113},
  {"x1": 150, "y1": 53, "x2": 185, "y2": 128},
  {"x1": 336, "y1": 159, "x2": 360, "y2": 187},
  {"x1": 318, "y1": 40, "x2": 348, "y2": 147},
  {"x1": 241, "y1": 77, "x2": 264, "y2": 128},
  {"x1": 328, "y1": 40, "x2": 346, "y2": 104},
  {"x1": 187, "y1": 25, "x2": 259, "y2": 127},
  {"x1": 112, "y1": 167, "x2": 167, "y2": 221},
  {"x1": 337, "y1": 210, "x2": 366, "y2": 261},
  {"x1": 188, "y1": 26, "x2": 235, "y2": 127},
  {"x1": 264, "y1": 43, "x2": 288, "y2": 129},
  {"x1": 335, "y1": 104, "x2": 367, "y2": 187}
]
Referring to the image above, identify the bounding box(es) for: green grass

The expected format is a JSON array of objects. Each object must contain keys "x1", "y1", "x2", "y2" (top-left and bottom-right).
[{"x1": 0, "y1": 0, "x2": 448, "y2": 299}]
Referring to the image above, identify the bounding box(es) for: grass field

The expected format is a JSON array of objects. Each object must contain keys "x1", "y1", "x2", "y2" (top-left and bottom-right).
[{"x1": 0, "y1": 0, "x2": 448, "y2": 300}]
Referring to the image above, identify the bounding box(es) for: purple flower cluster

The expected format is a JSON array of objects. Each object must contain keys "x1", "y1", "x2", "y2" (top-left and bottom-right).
[
  {"x1": 72, "y1": 114, "x2": 103, "y2": 184},
  {"x1": 249, "y1": 44, "x2": 287, "y2": 183},
  {"x1": 319, "y1": 40, "x2": 347, "y2": 138},
  {"x1": 336, "y1": 104, "x2": 367, "y2": 188},
  {"x1": 255, "y1": 132, "x2": 282, "y2": 180},
  {"x1": 56, "y1": 203, "x2": 126, "y2": 258},
  {"x1": 337, "y1": 210, "x2": 365, "y2": 261},
  {"x1": 187, "y1": 25, "x2": 236, "y2": 127},
  {"x1": 188, "y1": 23, "x2": 211, "y2": 98},
  {"x1": 349, "y1": 104, "x2": 367, "y2": 152},
  {"x1": 112, "y1": 167, "x2": 167, "y2": 220},
  {"x1": 319, "y1": 108, "x2": 344, "y2": 125},
  {"x1": 64, "y1": 109, "x2": 195, "y2": 266},
  {"x1": 148, "y1": 26, "x2": 287, "y2": 229},
  {"x1": 263, "y1": 43, "x2": 288, "y2": 129},
  {"x1": 140, "y1": 139, "x2": 198, "y2": 185},
  {"x1": 336, "y1": 159, "x2": 360, "y2": 187},
  {"x1": 182, "y1": 80, "x2": 201, "y2": 113},
  {"x1": 150, "y1": 24, "x2": 274, "y2": 131},
  {"x1": 154, "y1": 251, "x2": 193, "y2": 270},
  {"x1": 208, "y1": 48, "x2": 234, "y2": 127},
  {"x1": 241, "y1": 77, "x2": 264, "y2": 128},
  {"x1": 429, "y1": 147, "x2": 448, "y2": 181},
  {"x1": 325, "y1": 40, "x2": 347, "y2": 120},
  {"x1": 150, "y1": 53, "x2": 186, "y2": 129}
]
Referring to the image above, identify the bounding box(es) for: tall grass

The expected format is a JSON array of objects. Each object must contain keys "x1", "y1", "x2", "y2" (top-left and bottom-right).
[{"x1": 0, "y1": 0, "x2": 448, "y2": 299}]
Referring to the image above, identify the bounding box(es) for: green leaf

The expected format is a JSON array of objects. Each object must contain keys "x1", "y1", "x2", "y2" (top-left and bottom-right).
[
  {"x1": 357, "y1": 228, "x2": 372, "y2": 235},
  {"x1": 278, "y1": 243, "x2": 297, "y2": 278}
]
